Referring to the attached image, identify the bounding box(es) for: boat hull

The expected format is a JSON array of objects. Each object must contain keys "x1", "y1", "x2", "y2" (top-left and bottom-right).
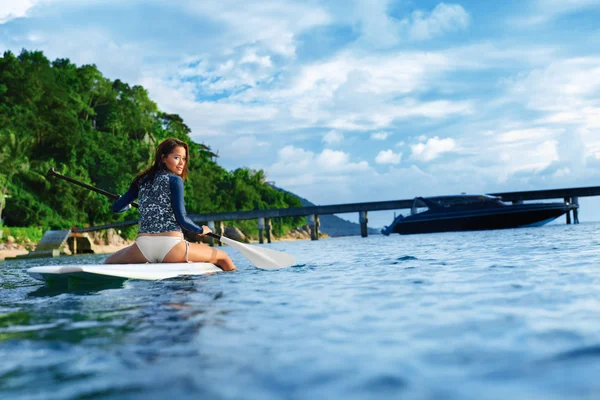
[{"x1": 388, "y1": 203, "x2": 575, "y2": 235}]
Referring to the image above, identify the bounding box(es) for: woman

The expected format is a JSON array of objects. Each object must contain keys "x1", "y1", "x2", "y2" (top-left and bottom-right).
[{"x1": 105, "y1": 138, "x2": 236, "y2": 271}]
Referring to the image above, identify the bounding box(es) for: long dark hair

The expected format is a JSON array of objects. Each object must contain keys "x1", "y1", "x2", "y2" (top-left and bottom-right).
[{"x1": 133, "y1": 138, "x2": 190, "y2": 187}]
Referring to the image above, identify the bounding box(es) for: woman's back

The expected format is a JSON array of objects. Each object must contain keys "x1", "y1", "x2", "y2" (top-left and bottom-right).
[{"x1": 138, "y1": 171, "x2": 180, "y2": 234}]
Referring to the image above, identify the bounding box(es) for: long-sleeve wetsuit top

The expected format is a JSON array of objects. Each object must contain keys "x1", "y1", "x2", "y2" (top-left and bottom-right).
[{"x1": 112, "y1": 171, "x2": 204, "y2": 235}]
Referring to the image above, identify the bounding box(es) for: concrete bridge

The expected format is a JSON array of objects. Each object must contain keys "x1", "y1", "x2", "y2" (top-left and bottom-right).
[{"x1": 71, "y1": 185, "x2": 600, "y2": 244}]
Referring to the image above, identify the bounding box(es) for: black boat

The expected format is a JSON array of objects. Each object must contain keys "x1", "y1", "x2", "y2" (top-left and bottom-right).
[{"x1": 381, "y1": 194, "x2": 577, "y2": 235}]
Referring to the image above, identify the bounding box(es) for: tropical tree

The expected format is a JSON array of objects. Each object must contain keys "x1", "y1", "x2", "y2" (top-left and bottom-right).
[{"x1": 0, "y1": 129, "x2": 35, "y2": 219}]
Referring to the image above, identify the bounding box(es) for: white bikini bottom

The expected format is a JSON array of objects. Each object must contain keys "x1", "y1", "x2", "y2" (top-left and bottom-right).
[{"x1": 135, "y1": 236, "x2": 190, "y2": 263}]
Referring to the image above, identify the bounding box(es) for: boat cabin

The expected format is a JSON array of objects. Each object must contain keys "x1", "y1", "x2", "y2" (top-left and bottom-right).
[{"x1": 411, "y1": 195, "x2": 505, "y2": 215}]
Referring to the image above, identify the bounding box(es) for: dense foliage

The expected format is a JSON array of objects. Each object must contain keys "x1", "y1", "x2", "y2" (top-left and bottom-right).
[{"x1": 0, "y1": 50, "x2": 303, "y2": 239}]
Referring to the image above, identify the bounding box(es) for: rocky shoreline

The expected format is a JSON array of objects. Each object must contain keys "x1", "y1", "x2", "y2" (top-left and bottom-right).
[{"x1": 0, "y1": 237, "x2": 135, "y2": 261}]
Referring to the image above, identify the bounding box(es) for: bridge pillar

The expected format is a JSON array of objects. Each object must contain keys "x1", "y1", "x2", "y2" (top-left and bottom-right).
[
  {"x1": 265, "y1": 218, "x2": 272, "y2": 243},
  {"x1": 308, "y1": 214, "x2": 320, "y2": 240},
  {"x1": 564, "y1": 197, "x2": 572, "y2": 224},
  {"x1": 359, "y1": 211, "x2": 368, "y2": 237},
  {"x1": 217, "y1": 221, "x2": 224, "y2": 246},
  {"x1": 258, "y1": 217, "x2": 265, "y2": 244},
  {"x1": 208, "y1": 220, "x2": 216, "y2": 246},
  {"x1": 572, "y1": 196, "x2": 579, "y2": 224}
]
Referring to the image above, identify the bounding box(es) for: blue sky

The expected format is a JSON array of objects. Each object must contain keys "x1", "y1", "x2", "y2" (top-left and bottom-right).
[{"x1": 2, "y1": 0, "x2": 600, "y2": 228}]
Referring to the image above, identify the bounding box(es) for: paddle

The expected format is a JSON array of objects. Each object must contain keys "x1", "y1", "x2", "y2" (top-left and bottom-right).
[{"x1": 46, "y1": 168, "x2": 296, "y2": 270}]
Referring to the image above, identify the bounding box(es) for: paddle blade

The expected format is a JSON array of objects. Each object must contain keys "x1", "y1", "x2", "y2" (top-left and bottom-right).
[{"x1": 219, "y1": 236, "x2": 296, "y2": 270}]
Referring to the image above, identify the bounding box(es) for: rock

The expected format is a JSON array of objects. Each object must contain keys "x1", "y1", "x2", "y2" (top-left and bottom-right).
[
  {"x1": 275, "y1": 225, "x2": 329, "y2": 241},
  {"x1": 89, "y1": 229, "x2": 130, "y2": 246},
  {"x1": 224, "y1": 226, "x2": 248, "y2": 243},
  {"x1": 7, "y1": 235, "x2": 15, "y2": 244}
]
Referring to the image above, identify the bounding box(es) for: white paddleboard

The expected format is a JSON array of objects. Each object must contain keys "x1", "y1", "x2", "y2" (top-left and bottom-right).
[{"x1": 28, "y1": 262, "x2": 222, "y2": 285}]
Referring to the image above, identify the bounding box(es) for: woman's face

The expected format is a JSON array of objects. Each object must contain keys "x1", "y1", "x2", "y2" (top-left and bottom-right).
[{"x1": 162, "y1": 146, "x2": 187, "y2": 175}]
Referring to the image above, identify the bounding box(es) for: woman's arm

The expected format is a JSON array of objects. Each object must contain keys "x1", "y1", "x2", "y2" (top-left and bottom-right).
[
  {"x1": 112, "y1": 183, "x2": 138, "y2": 213},
  {"x1": 168, "y1": 175, "x2": 205, "y2": 234}
]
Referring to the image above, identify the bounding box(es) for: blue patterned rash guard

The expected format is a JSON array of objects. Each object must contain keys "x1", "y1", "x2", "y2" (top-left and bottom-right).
[{"x1": 112, "y1": 171, "x2": 204, "y2": 235}]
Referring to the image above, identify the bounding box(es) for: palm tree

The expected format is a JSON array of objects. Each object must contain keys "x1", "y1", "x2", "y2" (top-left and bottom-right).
[{"x1": 250, "y1": 169, "x2": 266, "y2": 185}]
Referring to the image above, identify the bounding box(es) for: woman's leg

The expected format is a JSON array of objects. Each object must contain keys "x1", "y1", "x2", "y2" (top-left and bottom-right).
[
  {"x1": 163, "y1": 242, "x2": 236, "y2": 271},
  {"x1": 104, "y1": 243, "x2": 148, "y2": 264}
]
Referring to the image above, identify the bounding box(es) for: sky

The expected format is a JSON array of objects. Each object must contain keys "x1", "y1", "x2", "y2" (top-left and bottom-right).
[{"x1": 2, "y1": 0, "x2": 600, "y2": 228}]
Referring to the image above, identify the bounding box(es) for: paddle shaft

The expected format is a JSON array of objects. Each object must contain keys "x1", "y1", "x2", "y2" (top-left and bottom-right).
[{"x1": 46, "y1": 168, "x2": 222, "y2": 241}]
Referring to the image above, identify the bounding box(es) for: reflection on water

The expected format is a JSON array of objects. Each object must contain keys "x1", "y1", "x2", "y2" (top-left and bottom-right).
[
  {"x1": 28, "y1": 280, "x2": 127, "y2": 298},
  {"x1": 1, "y1": 223, "x2": 600, "y2": 399}
]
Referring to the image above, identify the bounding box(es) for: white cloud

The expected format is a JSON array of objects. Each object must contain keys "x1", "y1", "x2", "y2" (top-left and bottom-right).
[
  {"x1": 240, "y1": 49, "x2": 272, "y2": 68},
  {"x1": 278, "y1": 145, "x2": 313, "y2": 163},
  {"x1": 544, "y1": 108, "x2": 600, "y2": 128},
  {"x1": 177, "y1": 43, "x2": 283, "y2": 95},
  {"x1": 498, "y1": 140, "x2": 560, "y2": 179},
  {"x1": 442, "y1": 42, "x2": 557, "y2": 70},
  {"x1": 348, "y1": 2, "x2": 470, "y2": 45},
  {"x1": 496, "y1": 127, "x2": 558, "y2": 144},
  {"x1": 437, "y1": 123, "x2": 600, "y2": 191},
  {"x1": 266, "y1": 145, "x2": 369, "y2": 187},
  {"x1": 513, "y1": 0, "x2": 600, "y2": 26},
  {"x1": 508, "y1": 58, "x2": 600, "y2": 103},
  {"x1": 353, "y1": 0, "x2": 402, "y2": 48},
  {"x1": 140, "y1": 75, "x2": 280, "y2": 136},
  {"x1": 323, "y1": 130, "x2": 344, "y2": 144},
  {"x1": 1, "y1": 22, "x2": 160, "y2": 85},
  {"x1": 229, "y1": 50, "x2": 472, "y2": 133},
  {"x1": 375, "y1": 149, "x2": 402, "y2": 164},
  {"x1": 229, "y1": 135, "x2": 269, "y2": 155},
  {"x1": 411, "y1": 137, "x2": 457, "y2": 161},
  {"x1": 554, "y1": 167, "x2": 571, "y2": 178},
  {"x1": 404, "y1": 3, "x2": 470, "y2": 41},
  {"x1": 289, "y1": 51, "x2": 450, "y2": 97},
  {"x1": 181, "y1": 0, "x2": 331, "y2": 57},
  {"x1": 1, "y1": 0, "x2": 129, "y2": 24},
  {"x1": 504, "y1": 58, "x2": 600, "y2": 159},
  {"x1": 370, "y1": 131, "x2": 391, "y2": 140},
  {"x1": 0, "y1": 0, "x2": 38, "y2": 24},
  {"x1": 316, "y1": 149, "x2": 369, "y2": 171}
]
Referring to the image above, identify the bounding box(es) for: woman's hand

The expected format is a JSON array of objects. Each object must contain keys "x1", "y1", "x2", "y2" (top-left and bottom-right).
[{"x1": 200, "y1": 225, "x2": 212, "y2": 236}]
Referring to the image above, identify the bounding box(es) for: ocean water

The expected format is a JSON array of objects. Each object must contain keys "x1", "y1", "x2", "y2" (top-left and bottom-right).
[{"x1": 1, "y1": 222, "x2": 600, "y2": 400}]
